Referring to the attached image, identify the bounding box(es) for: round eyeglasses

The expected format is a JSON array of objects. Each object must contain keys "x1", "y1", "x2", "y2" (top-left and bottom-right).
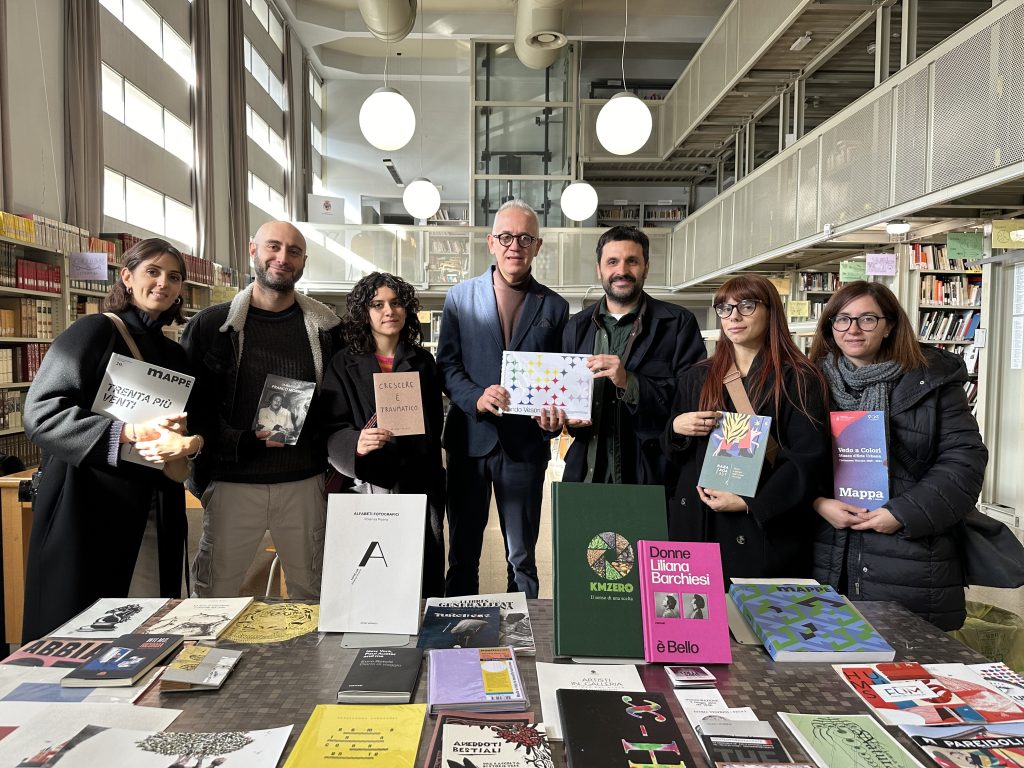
[
  {"x1": 494, "y1": 232, "x2": 538, "y2": 248},
  {"x1": 831, "y1": 314, "x2": 886, "y2": 332},
  {"x1": 714, "y1": 299, "x2": 761, "y2": 318}
]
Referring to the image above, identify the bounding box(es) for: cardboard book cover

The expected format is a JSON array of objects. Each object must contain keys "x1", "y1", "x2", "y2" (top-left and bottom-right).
[
  {"x1": 729, "y1": 584, "x2": 895, "y2": 662},
  {"x1": 779, "y1": 712, "x2": 924, "y2": 768},
  {"x1": 500, "y1": 351, "x2": 593, "y2": 420},
  {"x1": 697, "y1": 412, "x2": 772, "y2": 496},
  {"x1": 416, "y1": 606, "x2": 500, "y2": 650},
  {"x1": 252, "y1": 374, "x2": 315, "y2": 445},
  {"x1": 284, "y1": 704, "x2": 426, "y2": 767},
  {"x1": 637, "y1": 540, "x2": 732, "y2": 665},
  {"x1": 426, "y1": 647, "x2": 528, "y2": 715},
  {"x1": 557, "y1": 689, "x2": 695, "y2": 768},
  {"x1": 423, "y1": 593, "x2": 535, "y2": 655},
  {"x1": 552, "y1": 482, "x2": 667, "y2": 660},
  {"x1": 373, "y1": 371, "x2": 425, "y2": 436},
  {"x1": 2, "y1": 637, "x2": 110, "y2": 668},
  {"x1": 421, "y1": 711, "x2": 535, "y2": 768},
  {"x1": 159, "y1": 645, "x2": 243, "y2": 692},
  {"x1": 61, "y1": 634, "x2": 183, "y2": 687},
  {"x1": 830, "y1": 411, "x2": 889, "y2": 509},
  {"x1": 337, "y1": 647, "x2": 423, "y2": 703},
  {"x1": 441, "y1": 722, "x2": 553, "y2": 768}
]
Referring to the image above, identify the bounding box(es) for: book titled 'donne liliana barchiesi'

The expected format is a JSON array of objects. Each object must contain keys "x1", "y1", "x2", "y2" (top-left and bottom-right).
[
  {"x1": 373, "y1": 371, "x2": 424, "y2": 436},
  {"x1": 779, "y1": 712, "x2": 924, "y2": 768},
  {"x1": 442, "y1": 721, "x2": 554, "y2": 768},
  {"x1": 830, "y1": 410, "x2": 889, "y2": 509},
  {"x1": 427, "y1": 647, "x2": 528, "y2": 715},
  {"x1": 252, "y1": 373, "x2": 315, "y2": 445},
  {"x1": 423, "y1": 593, "x2": 535, "y2": 655},
  {"x1": 638, "y1": 540, "x2": 732, "y2": 665},
  {"x1": 90, "y1": 354, "x2": 194, "y2": 468},
  {"x1": 146, "y1": 597, "x2": 254, "y2": 641},
  {"x1": 729, "y1": 583, "x2": 895, "y2": 662},
  {"x1": 319, "y1": 494, "x2": 426, "y2": 635},
  {"x1": 500, "y1": 351, "x2": 593, "y2": 420},
  {"x1": 698, "y1": 412, "x2": 772, "y2": 496}
]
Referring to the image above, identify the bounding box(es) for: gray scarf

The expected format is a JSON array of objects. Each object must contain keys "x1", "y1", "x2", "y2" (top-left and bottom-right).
[{"x1": 820, "y1": 354, "x2": 902, "y2": 412}]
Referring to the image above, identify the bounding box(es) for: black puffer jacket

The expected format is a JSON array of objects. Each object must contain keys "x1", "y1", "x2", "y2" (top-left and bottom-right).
[{"x1": 813, "y1": 346, "x2": 987, "y2": 630}]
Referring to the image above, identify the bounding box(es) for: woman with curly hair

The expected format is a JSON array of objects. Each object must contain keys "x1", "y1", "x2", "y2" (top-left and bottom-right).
[
  {"x1": 662, "y1": 274, "x2": 830, "y2": 581},
  {"x1": 321, "y1": 272, "x2": 445, "y2": 597}
]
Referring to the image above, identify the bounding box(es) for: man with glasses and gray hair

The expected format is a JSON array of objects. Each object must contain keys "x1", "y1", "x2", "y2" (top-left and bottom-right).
[{"x1": 436, "y1": 199, "x2": 569, "y2": 598}]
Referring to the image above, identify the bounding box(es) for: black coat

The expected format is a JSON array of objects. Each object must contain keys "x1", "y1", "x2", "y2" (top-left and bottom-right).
[
  {"x1": 320, "y1": 343, "x2": 446, "y2": 598},
  {"x1": 813, "y1": 347, "x2": 987, "y2": 631},
  {"x1": 662, "y1": 358, "x2": 830, "y2": 582},
  {"x1": 561, "y1": 294, "x2": 706, "y2": 485},
  {"x1": 22, "y1": 309, "x2": 190, "y2": 640}
]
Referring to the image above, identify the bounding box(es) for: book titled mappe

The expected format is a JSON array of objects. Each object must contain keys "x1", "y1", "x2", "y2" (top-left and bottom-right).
[
  {"x1": 729, "y1": 583, "x2": 895, "y2": 662},
  {"x1": 830, "y1": 410, "x2": 889, "y2": 509}
]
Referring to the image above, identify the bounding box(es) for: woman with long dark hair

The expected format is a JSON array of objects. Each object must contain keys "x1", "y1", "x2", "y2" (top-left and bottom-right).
[
  {"x1": 809, "y1": 281, "x2": 986, "y2": 630},
  {"x1": 662, "y1": 274, "x2": 830, "y2": 581},
  {"x1": 321, "y1": 272, "x2": 445, "y2": 597},
  {"x1": 22, "y1": 238, "x2": 203, "y2": 639}
]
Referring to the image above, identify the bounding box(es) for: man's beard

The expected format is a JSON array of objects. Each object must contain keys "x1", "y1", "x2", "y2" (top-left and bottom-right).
[
  {"x1": 603, "y1": 275, "x2": 641, "y2": 304},
  {"x1": 254, "y1": 261, "x2": 303, "y2": 292}
]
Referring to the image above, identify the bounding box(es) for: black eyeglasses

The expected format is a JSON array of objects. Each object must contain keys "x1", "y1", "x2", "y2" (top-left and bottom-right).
[
  {"x1": 494, "y1": 232, "x2": 538, "y2": 248},
  {"x1": 714, "y1": 299, "x2": 761, "y2": 318},
  {"x1": 831, "y1": 314, "x2": 886, "y2": 332}
]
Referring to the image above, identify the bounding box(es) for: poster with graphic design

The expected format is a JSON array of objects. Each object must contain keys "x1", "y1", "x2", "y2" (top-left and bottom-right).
[
  {"x1": 830, "y1": 410, "x2": 889, "y2": 509},
  {"x1": 697, "y1": 412, "x2": 772, "y2": 496},
  {"x1": 500, "y1": 351, "x2": 592, "y2": 420}
]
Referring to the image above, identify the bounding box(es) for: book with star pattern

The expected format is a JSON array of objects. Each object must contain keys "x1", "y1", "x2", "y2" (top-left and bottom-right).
[{"x1": 500, "y1": 351, "x2": 593, "y2": 420}]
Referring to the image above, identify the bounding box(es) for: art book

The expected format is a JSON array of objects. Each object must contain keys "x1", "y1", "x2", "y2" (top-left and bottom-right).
[
  {"x1": 146, "y1": 597, "x2": 253, "y2": 641},
  {"x1": 442, "y1": 721, "x2": 553, "y2": 768},
  {"x1": 50, "y1": 598, "x2": 169, "y2": 639},
  {"x1": 899, "y1": 722, "x2": 1024, "y2": 768},
  {"x1": 697, "y1": 412, "x2": 772, "y2": 496},
  {"x1": 252, "y1": 373, "x2": 315, "y2": 445},
  {"x1": 830, "y1": 411, "x2": 889, "y2": 509},
  {"x1": 969, "y1": 662, "x2": 1024, "y2": 706},
  {"x1": 417, "y1": 606, "x2": 500, "y2": 649},
  {"x1": 421, "y1": 711, "x2": 535, "y2": 768},
  {"x1": 552, "y1": 482, "x2": 667, "y2": 660},
  {"x1": 534, "y1": 661, "x2": 644, "y2": 741},
  {"x1": 779, "y1": 712, "x2": 925, "y2": 768},
  {"x1": 159, "y1": 645, "x2": 243, "y2": 692},
  {"x1": 220, "y1": 601, "x2": 319, "y2": 644},
  {"x1": 90, "y1": 353, "x2": 194, "y2": 468},
  {"x1": 47, "y1": 724, "x2": 291, "y2": 767},
  {"x1": 373, "y1": 371, "x2": 425, "y2": 436},
  {"x1": 835, "y1": 662, "x2": 1024, "y2": 726},
  {"x1": 423, "y1": 593, "x2": 535, "y2": 655},
  {"x1": 337, "y1": 647, "x2": 423, "y2": 704},
  {"x1": 61, "y1": 634, "x2": 183, "y2": 687},
  {"x1": 284, "y1": 703, "x2": 426, "y2": 767},
  {"x1": 556, "y1": 689, "x2": 695, "y2": 768},
  {"x1": 637, "y1": 540, "x2": 732, "y2": 664},
  {"x1": 426, "y1": 647, "x2": 528, "y2": 715},
  {"x1": 2, "y1": 637, "x2": 109, "y2": 668},
  {"x1": 729, "y1": 584, "x2": 895, "y2": 662},
  {"x1": 500, "y1": 351, "x2": 593, "y2": 420},
  {"x1": 319, "y1": 494, "x2": 426, "y2": 635},
  {"x1": 695, "y1": 716, "x2": 793, "y2": 766}
]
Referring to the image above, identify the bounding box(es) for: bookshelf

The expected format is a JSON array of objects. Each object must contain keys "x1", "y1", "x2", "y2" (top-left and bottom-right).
[
  {"x1": 795, "y1": 269, "x2": 840, "y2": 322},
  {"x1": 425, "y1": 231, "x2": 471, "y2": 286},
  {"x1": 596, "y1": 202, "x2": 687, "y2": 229},
  {"x1": 427, "y1": 202, "x2": 469, "y2": 226}
]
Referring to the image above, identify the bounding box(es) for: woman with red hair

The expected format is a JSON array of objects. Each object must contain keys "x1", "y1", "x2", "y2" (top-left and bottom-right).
[{"x1": 662, "y1": 275, "x2": 830, "y2": 581}]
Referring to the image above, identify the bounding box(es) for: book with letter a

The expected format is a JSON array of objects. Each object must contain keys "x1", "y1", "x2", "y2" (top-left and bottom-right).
[{"x1": 830, "y1": 410, "x2": 889, "y2": 509}]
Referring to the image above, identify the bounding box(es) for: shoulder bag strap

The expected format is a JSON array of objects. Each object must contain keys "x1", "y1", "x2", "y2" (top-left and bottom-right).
[
  {"x1": 103, "y1": 312, "x2": 144, "y2": 361},
  {"x1": 724, "y1": 364, "x2": 780, "y2": 467}
]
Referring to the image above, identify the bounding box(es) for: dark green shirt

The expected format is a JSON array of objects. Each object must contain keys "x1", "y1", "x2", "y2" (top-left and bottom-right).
[{"x1": 590, "y1": 297, "x2": 641, "y2": 483}]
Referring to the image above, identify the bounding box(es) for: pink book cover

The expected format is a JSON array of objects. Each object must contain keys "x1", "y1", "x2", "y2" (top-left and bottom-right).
[{"x1": 638, "y1": 540, "x2": 732, "y2": 665}]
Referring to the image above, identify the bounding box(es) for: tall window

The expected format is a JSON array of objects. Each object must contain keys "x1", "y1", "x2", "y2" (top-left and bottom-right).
[
  {"x1": 309, "y1": 68, "x2": 324, "y2": 195},
  {"x1": 104, "y1": 168, "x2": 196, "y2": 249}
]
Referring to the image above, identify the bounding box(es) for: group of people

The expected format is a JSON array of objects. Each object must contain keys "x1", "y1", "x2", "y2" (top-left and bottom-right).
[{"x1": 19, "y1": 199, "x2": 986, "y2": 642}]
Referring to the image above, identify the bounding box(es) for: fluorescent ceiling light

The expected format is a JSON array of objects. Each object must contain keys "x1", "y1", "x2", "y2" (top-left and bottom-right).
[
  {"x1": 885, "y1": 220, "x2": 911, "y2": 235},
  {"x1": 790, "y1": 32, "x2": 812, "y2": 52}
]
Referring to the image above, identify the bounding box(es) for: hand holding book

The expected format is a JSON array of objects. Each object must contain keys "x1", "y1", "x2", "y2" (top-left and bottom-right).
[{"x1": 672, "y1": 409, "x2": 721, "y2": 437}]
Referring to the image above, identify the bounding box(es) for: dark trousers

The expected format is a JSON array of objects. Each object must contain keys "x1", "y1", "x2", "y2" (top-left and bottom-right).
[{"x1": 444, "y1": 447, "x2": 546, "y2": 598}]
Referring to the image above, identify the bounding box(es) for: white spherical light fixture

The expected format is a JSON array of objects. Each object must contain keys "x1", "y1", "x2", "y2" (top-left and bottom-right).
[
  {"x1": 359, "y1": 87, "x2": 416, "y2": 151},
  {"x1": 403, "y1": 177, "x2": 441, "y2": 220},
  {"x1": 596, "y1": 92, "x2": 653, "y2": 156},
  {"x1": 560, "y1": 181, "x2": 598, "y2": 222}
]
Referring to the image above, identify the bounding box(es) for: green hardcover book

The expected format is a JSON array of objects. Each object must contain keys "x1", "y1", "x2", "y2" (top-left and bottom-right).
[{"x1": 552, "y1": 482, "x2": 667, "y2": 659}]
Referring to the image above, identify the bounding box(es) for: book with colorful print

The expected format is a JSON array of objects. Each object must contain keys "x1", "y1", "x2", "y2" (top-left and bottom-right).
[
  {"x1": 500, "y1": 351, "x2": 593, "y2": 420},
  {"x1": 441, "y1": 721, "x2": 553, "y2": 768},
  {"x1": 534, "y1": 661, "x2": 644, "y2": 741},
  {"x1": 421, "y1": 711, "x2": 535, "y2": 768},
  {"x1": 899, "y1": 722, "x2": 1024, "y2": 768},
  {"x1": 2, "y1": 637, "x2": 110, "y2": 668},
  {"x1": 830, "y1": 410, "x2": 889, "y2": 509},
  {"x1": 697, "y1": 412, "x2": 773, "y2": 496}
]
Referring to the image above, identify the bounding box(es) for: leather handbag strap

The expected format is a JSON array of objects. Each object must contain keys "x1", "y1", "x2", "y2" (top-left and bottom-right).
[
  {"x1": 103, "y1": 312, "x2": 144, "y2": 361},
  {"x1": 724, "y1": 364, "x2": 780, "y2": 466}
]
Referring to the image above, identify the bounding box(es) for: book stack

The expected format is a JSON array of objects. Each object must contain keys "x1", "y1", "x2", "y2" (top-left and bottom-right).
[
  {"x1": 426, "y1": 647, "x2": 528, "y2": 715},
  {"x1": 0, "y1": 297, "x2": 55, "y2": 338},
  {"x1": 160, "y1": 645, "x2": 243, "y2": 692}
]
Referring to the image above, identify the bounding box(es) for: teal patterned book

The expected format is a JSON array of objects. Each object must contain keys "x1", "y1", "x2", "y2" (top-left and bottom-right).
[{"x1": 729, "y1": 584, "x2": 894, "y2": 662}]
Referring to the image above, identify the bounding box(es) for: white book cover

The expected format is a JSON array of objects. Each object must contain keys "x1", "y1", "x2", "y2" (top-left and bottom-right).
[
  {"x1": 500, "y1": 351, "x2": 593, "y2": 420},
  {"x1": 535, "y1": 661, "x2": 644, "y2": 741},
  {"x1": 146, "y1": 597, "x2": 253, "y2": 641},
  {"x1": 319, "y1": 494, "x2": 426, "y2": 635},
  {"x1": 424, "y1": 592, "x2": 535, "y2": 655},
  {"x1": 90, "y1": 353, "x2": 195, "y2": 468},
  {"x1": 0, "y1": 702, "x2": 180, "y2": 766},
  {"x1": 50, "y1": 598, "x2": 169, "y2": 639}
]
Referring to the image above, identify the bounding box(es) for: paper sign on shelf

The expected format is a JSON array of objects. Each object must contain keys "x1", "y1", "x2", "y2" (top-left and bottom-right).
[
  {"x1": 839, "y1": 260, "x2": 866, "y2": 282},
  {"x1": 866, "y1": 253, "x2": 897, "y2": 276},
  {"x1": 768, "y1": 277, "x2": 791, "y2": 295},
  {"x1": 69, "y1": 252, "x2": 109, "y2": 281},
  {"x1": 991, "y1": 220, "x2": 1024, "y2": 250},
  {"x1": 947, "y1": 232, "x2": 984, "y2": 261},
  {"x1": 788, "y1": 300, "x2": 811, "y2": 318}
]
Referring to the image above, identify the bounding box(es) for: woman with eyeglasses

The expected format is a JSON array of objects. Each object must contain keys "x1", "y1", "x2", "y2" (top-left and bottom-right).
[
  {"x1": 662, "y1": 275, "x2": 829, "y2": 581},
  {"x1": 808, "y1": 281, "x2": 986, "y2": 630}
]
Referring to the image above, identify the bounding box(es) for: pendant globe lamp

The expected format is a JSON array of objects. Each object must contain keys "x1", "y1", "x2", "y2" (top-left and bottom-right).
[
  {"x1": 359, "y1": 86, "x2": 416, "y2": 151},
  {"x1": 561, "y1": 180, "x2": 598, "y2": 221},
  {"x1": 595, "y1": 0, "x2": 652, "y2": 156},
  {"x1": 402, "y1": 1, "x2": 441, "y2": 221}
]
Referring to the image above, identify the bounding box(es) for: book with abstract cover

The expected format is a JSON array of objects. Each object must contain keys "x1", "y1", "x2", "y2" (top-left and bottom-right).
[
  {"x1": 442, "y1": 722, "x2": 553, "y2": 768},
  {"x1": 284, "y1": 704, "x2": 426, "y2": 767},
  {"x1": 637, "y1": 540, "x2": 732, "y2": 664},
  {"x1": 423, "y1": 593, "x2": 535, "y2": 655},
  {"x1": 534, "y1": 662, "x2": 644, "y2": 741},
  {"x1": 729, "y1": 584, "x2": 894, "y2": 662},
  {"x1": 835, "y1": 662, "x2": 1024, "y2": 726},
  {"x1": 830, "y1": 411, "x2": 889, "y2": 509},
  {"x1": 697, "y1": 412, "x2": 772, "y2": 496},
  {"x1": 779, "y1": 712, "x2": 925, "y2": 768},
  {"x1": 899, "y1": 722, "x2": 1024, "y2": 768},
  {"x1": 500, "y1": 351, "x2": 593, "y2": 420},
  {"x1": 421, "y1": 711, "x2": 535, "y2": 768}
]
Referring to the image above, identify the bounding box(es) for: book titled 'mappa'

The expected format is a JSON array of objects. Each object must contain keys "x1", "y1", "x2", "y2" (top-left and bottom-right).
[{"x1": 830, "y1": 410, "x2": 889, "y2": 509}]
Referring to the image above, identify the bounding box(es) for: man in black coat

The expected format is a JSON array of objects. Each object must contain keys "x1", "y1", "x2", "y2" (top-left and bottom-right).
[{"x1": 561, "y1": 226, "x2": 706, "y2": 486}]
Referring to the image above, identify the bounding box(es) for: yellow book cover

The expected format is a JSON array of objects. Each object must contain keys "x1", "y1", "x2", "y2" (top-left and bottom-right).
[{"x1": 284, "y1": 703, "x2": 426, "y2": 767}]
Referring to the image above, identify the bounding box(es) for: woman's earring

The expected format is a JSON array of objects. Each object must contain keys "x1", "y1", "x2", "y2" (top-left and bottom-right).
[
  {"x1": 174, "y1": 297, "x2": 182, "y2": 305},
  {"x1": 126, "y1": 286, "x2": 133, "y2": 295}
]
